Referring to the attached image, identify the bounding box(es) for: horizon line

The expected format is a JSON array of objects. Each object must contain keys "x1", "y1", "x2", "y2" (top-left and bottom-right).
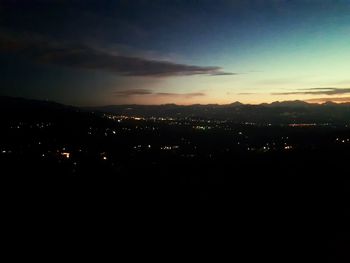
[{"x1": 2, "y1": 95, "x2": 350, "y2": 108}]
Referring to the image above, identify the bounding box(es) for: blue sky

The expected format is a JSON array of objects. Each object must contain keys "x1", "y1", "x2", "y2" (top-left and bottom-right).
[{"x1": 1, "y1": 0, "x2": 350, "y2": 105}]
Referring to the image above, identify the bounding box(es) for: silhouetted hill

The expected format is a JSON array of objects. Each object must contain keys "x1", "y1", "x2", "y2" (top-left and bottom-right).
[
  {"x1": 0, "y1": 96, "x2": 79, "y2": 121},
  {"x1": 0, "y1": 96, "x2": 74, "y2": 111},
  {"x1": 0, "y1": 96, "x2": 112, "y2": 131}
]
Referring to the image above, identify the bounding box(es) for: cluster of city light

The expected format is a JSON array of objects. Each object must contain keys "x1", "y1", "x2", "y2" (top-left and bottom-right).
[
  {"x1": 288, "y1": 123, "x2": 317, "y2": 127},
  {"x1": 160, "y1": 145, "x2": 180, "y2": 151},
  {"x1": 193, "y1": 126, "x2": 212, "y2": 130},
  {"x1": 61, "y1": 152, "x2": 70, "y2": 159},
  {"x1": 335, "y1": 138, "x2": 350, "y2": 143},
  {"x1": 9, "y1": 121, "x2": 52, "y2": 129}
]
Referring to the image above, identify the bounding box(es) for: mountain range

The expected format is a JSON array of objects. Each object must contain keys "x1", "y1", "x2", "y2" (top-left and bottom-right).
[
  {"x1": 86, "y1": 100, "x2": 350, "y2": 124},
  {"x1": 2, "y1": 96, "x2": 350, "y2": 124}
]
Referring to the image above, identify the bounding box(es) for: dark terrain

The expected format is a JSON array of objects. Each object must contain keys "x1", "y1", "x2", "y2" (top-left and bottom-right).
[{"x1": 0, "y1": 96, "x2": 348, "y2": 261}]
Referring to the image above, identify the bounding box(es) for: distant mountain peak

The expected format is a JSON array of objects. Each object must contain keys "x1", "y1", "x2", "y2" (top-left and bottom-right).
[
  {"x1": 322, "y1": 101, "x2": 337, "y2": 106},
  {"x1": 229, "y1": 101, "x2": 243, "y2": 106},
  {"x1": 268, "y1": 100, "x2": 310, "y2": 107}
]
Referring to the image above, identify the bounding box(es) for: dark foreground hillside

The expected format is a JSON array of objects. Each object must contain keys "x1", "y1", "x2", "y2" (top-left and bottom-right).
[{"x1": 0, "y1": 97, "x2": 348, "y2": 262}]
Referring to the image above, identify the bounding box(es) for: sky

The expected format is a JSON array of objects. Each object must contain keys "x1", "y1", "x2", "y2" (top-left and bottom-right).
[{"x1": 1, "y1": 0, "x2": 350, "y2": 106}]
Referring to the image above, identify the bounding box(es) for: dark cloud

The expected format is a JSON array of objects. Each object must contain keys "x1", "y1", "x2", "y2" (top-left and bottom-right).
[
  {"x1": 272, "y1": 87, "x2": 350, "y2": 96},
  {"x1": 238, "y1": 92, "x2": 256, "y2": 95},
  {"x1": 113, "y1": 89, "x2": 153, "y2": 96},
  {"x1": 113, "y1": 89, "x2": 205, "y2": 98},
  {"x1": 156, "y1": 92, "x2": 205, "y2": 98},
  {"x1": 0, "y1": 32, "x2": 234, "y2": 77},
  {"x1": 210, "y1": 72, "x2": 236, "y2": 76}
]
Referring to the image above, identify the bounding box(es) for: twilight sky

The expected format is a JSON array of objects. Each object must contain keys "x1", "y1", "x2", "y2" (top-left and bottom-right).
[{"x1": 1, "y1": 0, "x2": 350, "y2": 106}]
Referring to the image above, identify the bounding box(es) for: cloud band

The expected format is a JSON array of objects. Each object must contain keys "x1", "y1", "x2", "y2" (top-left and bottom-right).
[{"x1": 0, "y1": 32, "x2": 235, "y2": 77}]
